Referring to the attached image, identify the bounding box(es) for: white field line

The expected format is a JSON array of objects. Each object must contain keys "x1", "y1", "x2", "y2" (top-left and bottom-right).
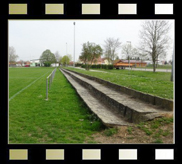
[{"x1": 9, "y1": 71, "x2": 50, "y2": 101}]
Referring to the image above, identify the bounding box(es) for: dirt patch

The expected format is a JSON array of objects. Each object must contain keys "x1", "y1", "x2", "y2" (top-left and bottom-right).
[{"x1": 87, "y1": 117, "x2": 174, "y2": 144}]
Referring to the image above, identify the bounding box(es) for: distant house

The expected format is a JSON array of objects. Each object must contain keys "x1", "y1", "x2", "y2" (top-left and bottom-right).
[
  {"x1": 95, "y1": 57, "x2": 112, "y2": 65},
  {"x1": 93, "y1": 57, "x2": 104, "y2": 64},
  {"x1": 30, "y1": 59, "x2": 43, "y2": 67},
  {"x1": 103, "y1": 58, "x2": 112, "y2": 65},
  {"x1": 113, "y1": 59, "x2": 121, "y2": 65},
  {"x1": 9, "y1": 62, "x2": 16, "y2": 67},
  {"x1": 69, "y1": 61, "x2": 74, "y2": 66},
  {"x1": 114, "y1": 60, "x2": 147, "y2": 67},
  {"x1": 51, "y1": 63, "x2": 59, "y2": 67},
  {"x1": 23, "y1": 61, "x2": 31, "y2": 67},
  {"x1": 157, "y1": 60, "x2": 166, "y2": 65},
  {"x1": 113, "y1": 60, "x2": 134, "y2": 69},
  {"x1": 124, "y1": 60, "x2": 147, "y2": 67},
  {"x1": 144, "y1": 60, "x2": 152, "y2": 65},
  {"x1": 144, "y1": 60, "x2": 167, "y2": 65},
  {"x1": 79, "y1": 56, "x2": 112, "y2": 65},
  {"x1": 16, "y1": 60, "x2": 25, "y2": 67}
]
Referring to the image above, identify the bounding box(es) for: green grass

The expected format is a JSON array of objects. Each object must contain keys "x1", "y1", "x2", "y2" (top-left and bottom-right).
[
  {"x1": 65, "y1": 67, "x2": 173, "y2": 100},
  {"x1": 127, "y1": 127, "x2": 133, "y2": 134},
  {"x1": 135, "y1": 64, "x2": 172, "y2": 70},
  {"x1": 153, "y1": 139, "x2": 163, "y2": 143},
  {"x1": 9, "y1": 67, "x2": 103, "y2": 143},
  {"x1": 103, "y1": 128, "x2": 118, "y2": 136},
  {"x1": 146, "y1": 64, "x2": 172, "y2": 69},
  {"x1": 9, "y1": 67, "x2": 54, "y2": 98},
  {"x1": 137, "y1": 117, "x2": 173, "y2": 143}
]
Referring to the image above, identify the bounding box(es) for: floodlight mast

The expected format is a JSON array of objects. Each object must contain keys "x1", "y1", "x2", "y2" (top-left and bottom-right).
[
  {"x1": 73, "y1": 22, "x2": 75, "y2": 67},
  {"x1": 127, "y1": 41, "x2": 131, "y2": 70},
  {"x1": 171, "y1": 43, "x2": 174, "y2": 81}
]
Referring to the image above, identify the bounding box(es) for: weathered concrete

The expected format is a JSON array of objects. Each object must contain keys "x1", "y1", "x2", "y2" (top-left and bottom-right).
[
  {"x1": 64, "y1": 68, "x2": 173, "y2": 111},
  {"x1": 60, "y1": 69, "x2": 132, "y2": 127},
  {"x1": 61, "y1": 68, "x2": 173, "y2": 126}
]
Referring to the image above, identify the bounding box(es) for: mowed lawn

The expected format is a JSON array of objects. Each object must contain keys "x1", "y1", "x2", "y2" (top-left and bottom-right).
[
  {"x1": 9, "y1": 67, "x2": 54, "y2": 98},
  {"x1": 65, "y1": 67, "x2": 173, "y2": 100},
  {"x1": 9, "y1": 67, "x2": 102, "y2": 144}
]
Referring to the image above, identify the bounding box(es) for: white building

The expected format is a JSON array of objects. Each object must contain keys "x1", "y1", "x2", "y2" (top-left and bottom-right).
[
  {"x1": 30, "y1": 59, "x2": 43, "y2": 67},
  {"x1": 51, "y1": 63, "x2": 59, "y2": 67}
]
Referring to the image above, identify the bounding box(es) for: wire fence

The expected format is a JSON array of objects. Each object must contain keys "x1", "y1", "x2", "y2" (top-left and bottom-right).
[{"x1": 46, "y1": 68, "x2": 56, "y2": 100}]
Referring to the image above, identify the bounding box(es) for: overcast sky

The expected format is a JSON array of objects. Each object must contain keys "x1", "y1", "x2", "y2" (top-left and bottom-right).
[{"x1": 9, "y1": 19, "x2": 174, "y2": 62}]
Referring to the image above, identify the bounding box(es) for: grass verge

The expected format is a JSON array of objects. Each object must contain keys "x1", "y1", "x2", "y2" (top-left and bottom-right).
[{"x1": 65, "y1": 67, "x2": 173, "y2": 100}]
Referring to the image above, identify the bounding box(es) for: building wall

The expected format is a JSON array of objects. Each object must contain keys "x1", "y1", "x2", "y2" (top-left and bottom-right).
[
  {"x1": 30, "y1": 63, "x2": 36, "y2": 67},
  {"x1": 51, "y1": 63, "x2": 59, "y2": 67},
  {"x1": 135, "y1": 63, "x2": 147, "y2": 67},
  {"x1": 116, "y1": 61, "x2": 147, "y2": 67}
]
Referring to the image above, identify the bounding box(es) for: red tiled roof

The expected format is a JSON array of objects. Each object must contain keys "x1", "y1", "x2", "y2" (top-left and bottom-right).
[{"x1": 120, "y1": 60, "x2": 146, "y2": 64}]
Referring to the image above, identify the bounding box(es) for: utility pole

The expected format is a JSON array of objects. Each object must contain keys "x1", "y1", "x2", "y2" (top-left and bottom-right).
[
  {"x1": 171, "y1": 43, "x2": 174, "y2": 81},
  {"x1": 66, "y1": 42, "x2": 67, "y2": 56},
  {"x1": 66, "y1": 42, "x2": 67, "y2": 67},
  {"x1": 127, "y1": 41, "x2": 131, "y2": 71},
  {"x1": 73, "y1": 22, "x2": 75, "y2": 67}
]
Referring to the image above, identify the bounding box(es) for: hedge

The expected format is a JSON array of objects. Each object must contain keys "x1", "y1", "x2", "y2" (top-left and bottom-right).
[
  {"x1": 44, "y1": 62, "x2": 51, "y2": 67},
  {"x1": 81, "y1": 64, "x2": 113, "y2": 70}
]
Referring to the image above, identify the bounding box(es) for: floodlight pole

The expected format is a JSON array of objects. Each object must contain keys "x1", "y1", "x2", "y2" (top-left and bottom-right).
[
  {"x1": 171, "y1": 43, "x2": 174, "y2": 82},
  {"x1": 127, "y1": 41, "x2": 131, "y2": 71},
  {"x1": 66, "y1": 42, "x2": 67, "y2": 55},
  {"x1": 73, "y1": 22, "x2": 75, "y2": 67},
  {"x1": 66, "y1": 42, "x2": 67, "y2": 67}
]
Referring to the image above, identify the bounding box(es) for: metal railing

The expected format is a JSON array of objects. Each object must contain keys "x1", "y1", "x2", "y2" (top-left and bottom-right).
[{"x1": 46, "y1": 68, "x2": 56, "y2": 100}]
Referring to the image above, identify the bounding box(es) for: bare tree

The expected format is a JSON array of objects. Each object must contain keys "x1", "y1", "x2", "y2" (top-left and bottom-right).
[
  {"x1": 8, "y1": 46, "x2": 19, "y2": 62},
  {"x1": 54, "y1": 51, "x2": 61, "y2": 62},
  {"x1": 122, "y1": 43, "x2": 131, "y2": 60},
  {"x1": 122, "y1": 44, "x2": 138, "y2": 61},
  {"x1": 104, "y1": 38, "x2": 121, "y2": 64},
  {"x1": 136, "y1": 49, "x2": 148, "y2": 67},
  {"x1": 139, "y1": 20, "x2": 171, "y2": 72},
  {"x1": 122, "y1": 44, "x2": 142, "y2": 67}
]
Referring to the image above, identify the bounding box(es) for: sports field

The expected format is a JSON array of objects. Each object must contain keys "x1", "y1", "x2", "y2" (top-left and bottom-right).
[
  {"x1": 9, "y1": 67, "x2": 102, "y2": 144},
  {"x1": 8, "y1": 67, "x2": 173, "y2": 144}
]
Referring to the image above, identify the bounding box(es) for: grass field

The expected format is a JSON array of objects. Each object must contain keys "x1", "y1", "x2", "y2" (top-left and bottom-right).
[
  {"x1": 9, "y1": 67, "x2": 173, "y2": 144},
  {"x1": 9, "y1": 67, "x2": 103, "y2": 143},
  {"x1": 9, "y1": 67, "x2": 54, "y2": 98},
  {"x1": 65, "y1": 67, "x2": 173, "y2": 100}
]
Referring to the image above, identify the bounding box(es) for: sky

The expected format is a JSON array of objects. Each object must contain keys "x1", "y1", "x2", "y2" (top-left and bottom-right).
[{"x1": 9, "y1": 19, "x2": 174, "y2": 62}]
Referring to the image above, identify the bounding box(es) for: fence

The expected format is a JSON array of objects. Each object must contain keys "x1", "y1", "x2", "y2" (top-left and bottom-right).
[{"x1": 46, "y1": 68, "x2": 56, "y2": 100}]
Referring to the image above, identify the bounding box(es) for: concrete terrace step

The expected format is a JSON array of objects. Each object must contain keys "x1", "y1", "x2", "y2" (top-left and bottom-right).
[
  {"x1": 60, "y1": 68, "x2": 172, "y2": 126},
  {"x1": 60, "y1": 69, "x2": 131, "y2": 127}
]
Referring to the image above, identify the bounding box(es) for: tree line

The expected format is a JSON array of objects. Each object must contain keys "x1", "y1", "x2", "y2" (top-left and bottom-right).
[
  {"x1": 79, "y1": 20, "x2": 172, "y2": 72},
  {"x1": 39, "y1": 49, "x2": 73, "y2": 66},
  {"x1": 8, "y1": 47, "x2": 72, "y2": 67},
  {"x1": 9, "y1": 20, "x2": 172, "y2": 72}
]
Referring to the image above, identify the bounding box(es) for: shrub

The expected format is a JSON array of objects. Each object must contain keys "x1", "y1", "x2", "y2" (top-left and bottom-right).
[
  {"x1": 81, "y1": 64, "x2": 86, "y2": 68},
  {"x1": 44, "y1": 62, "x2": 51, "y2": 67},
  {"x1": 108, "y1": 64, "x2": 114, "y2": 69},
  {"x1": 81, "y1": 64, "x2": 113, "y2": 70},
  {"x1": 75, "y1": 63, "x2": 82, "y2": 67}
]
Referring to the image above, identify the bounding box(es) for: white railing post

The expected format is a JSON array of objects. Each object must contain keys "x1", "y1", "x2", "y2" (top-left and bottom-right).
[
  {"x1": 46, "y1": 77, "x2": 48, "y2": 100},
  {"x1": 46, "y1": 68, "x2": 56, "y2": 100}
]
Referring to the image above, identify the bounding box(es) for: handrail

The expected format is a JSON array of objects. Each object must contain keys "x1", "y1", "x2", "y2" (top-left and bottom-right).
[{"x1": 46, "y1": 68, "x2": 56, "y2": 100}]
